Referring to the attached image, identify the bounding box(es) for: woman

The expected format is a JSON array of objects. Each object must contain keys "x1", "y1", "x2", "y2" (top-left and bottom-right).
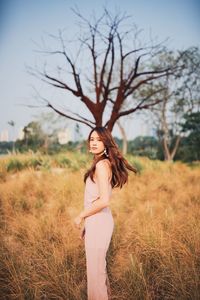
[{"x1": 74, "y1": 126, "x2": 137, "y2": 300}]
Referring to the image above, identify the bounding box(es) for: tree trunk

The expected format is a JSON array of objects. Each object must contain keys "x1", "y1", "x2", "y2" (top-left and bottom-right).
[
  {"x1": 170, "y1": 135, "x2": 181, "y2": 160},
  {"x1": 161, "y1": 77, "x2": 173, "y2": 161}
]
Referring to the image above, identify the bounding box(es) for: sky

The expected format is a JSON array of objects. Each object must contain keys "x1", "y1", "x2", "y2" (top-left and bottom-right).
[{"x1": 0, "y1": 0, "x2": 199, "y2": 141}]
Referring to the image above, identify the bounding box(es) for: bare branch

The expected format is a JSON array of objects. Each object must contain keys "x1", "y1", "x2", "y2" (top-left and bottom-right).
[
  {"x1": 63, "y1": 108, "x2": 96, "y2": 125},
  {"x1": 118, "y1": 99, "x2": 163, "y2": 118},
  {"x1": 97, "y1": 25, "x2": 116, "y2": 102},
  {"x1": 47, "y1": 102, "x2": 93, "y2": 128},
  {"x1": 124, "y1": 72, "x2": 172, "y2": 99},
  {"x1": 102, "y1": 38, "x2": 115, "y2": 104}
]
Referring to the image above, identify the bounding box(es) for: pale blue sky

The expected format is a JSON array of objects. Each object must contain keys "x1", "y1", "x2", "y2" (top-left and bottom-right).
[{"x1": 0, "y1": 0, "x2": 199, "y2": 141}]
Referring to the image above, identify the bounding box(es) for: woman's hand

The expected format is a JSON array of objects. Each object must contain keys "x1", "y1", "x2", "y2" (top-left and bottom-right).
[
  {"x1": 74, "y1": 214, "x2": 84, "y2": 229},
  {"x1": 79, "y1": 227, "x2": 85, "y2": 240}
]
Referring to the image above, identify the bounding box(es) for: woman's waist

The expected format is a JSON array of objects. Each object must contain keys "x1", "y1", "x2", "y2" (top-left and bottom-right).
[
  {"x1": 84, "y1": 194, "x2": 111, "y2": 202},
  {"x1": 84, "y1": 203, "x2": 112, "y2": 212},
  {"x1": 84, "y1": 194, "x2": 111, "y2": 204},
  {"x1": 84, "y1": 208, "x2": 114, "y2": 223},
  {"x1": 84, "y1": 204, "x2": 113, "y2": 217}
]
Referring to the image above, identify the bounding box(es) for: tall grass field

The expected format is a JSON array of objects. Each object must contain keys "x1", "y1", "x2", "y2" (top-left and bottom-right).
[{"x1": 0, "y1": 152, "x2": 199, "y2": 299}]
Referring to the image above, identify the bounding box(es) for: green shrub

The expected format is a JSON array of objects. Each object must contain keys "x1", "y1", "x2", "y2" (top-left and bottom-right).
[
  {"x1": 54, "y1": 155, "x2": 72, "y2": 168},
  {"x1": 6, "y1": 158, "x2": 24, "y2": 172}
]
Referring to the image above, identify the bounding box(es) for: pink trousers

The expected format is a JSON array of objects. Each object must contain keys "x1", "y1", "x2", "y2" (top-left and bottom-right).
[{"x1": 84, "y1": 208, "x2": 114, "y2": 300}]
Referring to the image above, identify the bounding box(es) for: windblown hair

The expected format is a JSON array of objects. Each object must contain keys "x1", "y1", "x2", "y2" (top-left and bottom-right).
[{"x1": 84, "y1": 127, "x2": 137, "y2": 188}]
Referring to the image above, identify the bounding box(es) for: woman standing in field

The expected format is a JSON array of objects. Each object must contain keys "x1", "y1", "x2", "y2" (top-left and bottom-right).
[{"x1": 74, "y1": 126, "x2": 137, "y2": 300}]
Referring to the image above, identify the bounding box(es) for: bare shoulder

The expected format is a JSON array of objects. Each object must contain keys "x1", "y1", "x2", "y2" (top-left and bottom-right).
[
  {"x1": 95, "y1": 159, "x2": 112, "y2": 181},
  {"x1": 96, "y1": 159, "x2": 111, "y2": 170}
]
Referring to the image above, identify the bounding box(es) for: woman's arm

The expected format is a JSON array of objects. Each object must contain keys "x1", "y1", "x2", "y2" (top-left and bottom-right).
[{"x1": 79, "y1": 160, "x2": 111, "y2": 219}]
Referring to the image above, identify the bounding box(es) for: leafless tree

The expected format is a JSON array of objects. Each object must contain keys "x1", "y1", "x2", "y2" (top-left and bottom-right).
[
  {"x1": 147, "y1": 47, "x2": 200, "y2": 160},
  {"x1": 28, "y1": 8, "x2": 177, "y2": 133}
]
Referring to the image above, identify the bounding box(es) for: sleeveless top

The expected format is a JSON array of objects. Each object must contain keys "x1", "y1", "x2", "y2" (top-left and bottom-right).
[{"x1": 84, "y1": 176, "x2": 112, "y2": 210}]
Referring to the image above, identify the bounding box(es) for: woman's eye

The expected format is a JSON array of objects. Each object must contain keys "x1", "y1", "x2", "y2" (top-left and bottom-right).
[{"x1": 90, "y1": 138, "x2": 101, "y2": 141}]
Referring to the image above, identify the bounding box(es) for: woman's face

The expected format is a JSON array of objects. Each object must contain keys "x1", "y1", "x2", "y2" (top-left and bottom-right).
[{"x1": 89, "y1": 131, "x2": 105, "y2": 155}]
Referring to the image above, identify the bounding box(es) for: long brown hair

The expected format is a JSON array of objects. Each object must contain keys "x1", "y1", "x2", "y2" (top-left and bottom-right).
[{"x1": 84, "y1": 127, "x2": 137, "y2": 188}]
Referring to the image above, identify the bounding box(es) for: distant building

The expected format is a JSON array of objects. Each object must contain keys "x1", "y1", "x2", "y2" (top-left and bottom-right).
[
  {"x1": 0, "y1": 129, "x2": 9, "y2": 142},
  {"x1": 18, "y1": 127, "x2": 25, "y2": 140},
  {"x1": 58, "y1": 128, "x2": 71, "y2": 144}
]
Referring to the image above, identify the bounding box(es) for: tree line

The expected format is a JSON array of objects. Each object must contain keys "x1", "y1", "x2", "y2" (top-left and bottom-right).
[{"x1": 1, "y1": 110, "x2": 200, "y2": 162}]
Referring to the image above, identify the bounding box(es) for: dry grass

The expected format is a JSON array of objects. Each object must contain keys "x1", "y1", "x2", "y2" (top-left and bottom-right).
[{"x1": 0, "y1": 154, "x2": 199, "y2": 299}]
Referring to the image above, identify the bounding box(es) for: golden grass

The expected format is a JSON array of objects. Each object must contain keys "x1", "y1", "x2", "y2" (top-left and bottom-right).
[{"x1": 0, "y1": 154, "x2": 199, "y2": 299}]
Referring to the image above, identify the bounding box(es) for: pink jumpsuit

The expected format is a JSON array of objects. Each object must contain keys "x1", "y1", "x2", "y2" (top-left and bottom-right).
[{"x1": 84, "y1": 176, "x2": 114, "y2": 300}]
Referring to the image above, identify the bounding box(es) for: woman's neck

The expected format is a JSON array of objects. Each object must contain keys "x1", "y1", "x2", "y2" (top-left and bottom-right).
[{"x1": 94, "y1": 150, "x2": 105, "y2": 159}]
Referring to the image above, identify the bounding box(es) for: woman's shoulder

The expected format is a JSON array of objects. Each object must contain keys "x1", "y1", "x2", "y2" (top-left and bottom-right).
[
  {"x1": 96, "y1": 159, "x2": 111, "y2": 169},
  {"x1": 95, "y1": 159, "x2": 112, "y2": 182}
]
